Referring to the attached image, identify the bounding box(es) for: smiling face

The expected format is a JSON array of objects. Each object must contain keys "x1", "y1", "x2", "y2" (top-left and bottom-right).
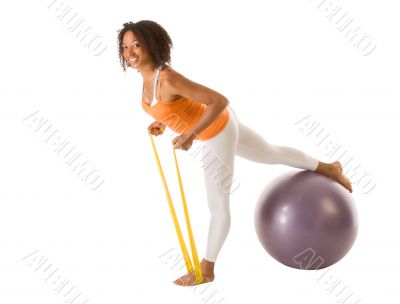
[{"x1": 122, "y1": 30, "x2": 154, "y2": 69}]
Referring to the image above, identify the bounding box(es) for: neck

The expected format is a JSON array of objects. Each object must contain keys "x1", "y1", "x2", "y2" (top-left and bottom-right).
[{"x1": 138, "y1": 63, "x2": 161, "y2": 82}]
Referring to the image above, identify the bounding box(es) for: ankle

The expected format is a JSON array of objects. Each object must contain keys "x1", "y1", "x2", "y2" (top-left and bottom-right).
[
  {"x1": 316, "y1": 161, "x2": 327, "y2": 173},
  {"x1": 201, "y1": 258, "x2": 215, "y2": 275}
]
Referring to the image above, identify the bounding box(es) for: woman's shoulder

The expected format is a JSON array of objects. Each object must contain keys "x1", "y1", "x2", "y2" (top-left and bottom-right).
[
  {"x1": 159, "y1": 65, "x2": 184, "y2": 83},
  {"x1": 158, "y1": 65, "x2": 186, "y2": 102},
  {"x1": 159, "y1": 65, "x2": 195, "y2": 94}
]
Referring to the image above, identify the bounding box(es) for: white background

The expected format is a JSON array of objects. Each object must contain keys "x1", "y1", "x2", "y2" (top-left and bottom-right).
[{"x1": 1, "y1": 0, "x2": 399, "y2": 303}]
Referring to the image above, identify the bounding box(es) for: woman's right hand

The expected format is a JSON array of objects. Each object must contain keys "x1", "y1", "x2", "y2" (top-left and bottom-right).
[{"x1": 147, "y1": 121, "x2": 166, "y2": 136}]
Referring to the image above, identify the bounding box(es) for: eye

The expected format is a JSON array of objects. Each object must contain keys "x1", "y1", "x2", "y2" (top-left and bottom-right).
[{"x1": 122, "y1": 43, "x2": 140, "y2": 50}]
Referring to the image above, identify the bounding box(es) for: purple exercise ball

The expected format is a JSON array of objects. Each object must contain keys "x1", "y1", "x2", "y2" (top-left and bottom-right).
[{"x1": 254, "y1": 170, "x2": 358, "y2": 270}]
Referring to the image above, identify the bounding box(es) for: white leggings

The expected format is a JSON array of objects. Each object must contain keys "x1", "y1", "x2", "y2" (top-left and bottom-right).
[{"x1": 196, "y1": 106, "x2": 319, "y2": 262}]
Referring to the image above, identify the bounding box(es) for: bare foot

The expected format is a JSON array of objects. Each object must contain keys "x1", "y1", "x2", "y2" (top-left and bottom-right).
[
  {"x1": 173, "y1": 259, "x2": 215, "y2": 287},
  {"x1": 316, "y1": 161, "x2": 353, "y2": 193},
  {"x1": 173, "y1": 271, "x2": 214, "y2": 286}
]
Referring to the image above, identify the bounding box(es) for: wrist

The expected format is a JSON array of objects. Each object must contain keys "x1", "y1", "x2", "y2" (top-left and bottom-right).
[{"x1": 187, "y1": 130, "x2": 198, "y2": 139}]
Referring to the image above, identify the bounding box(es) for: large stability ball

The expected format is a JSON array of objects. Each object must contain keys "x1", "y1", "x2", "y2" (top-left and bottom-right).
[{"x1": 254, "y1": 170, "x2": 358, "y2": 270}]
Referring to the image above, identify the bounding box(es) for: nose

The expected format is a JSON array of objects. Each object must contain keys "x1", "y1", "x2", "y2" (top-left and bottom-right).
[{"x1": 124, "y1": 46, "x2": 135, "y2": 59}]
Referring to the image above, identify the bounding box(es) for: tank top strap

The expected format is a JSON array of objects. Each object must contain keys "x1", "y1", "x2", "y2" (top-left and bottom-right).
[{"x1": 150, "y1": 65, "x2": 163, "y2": 106}]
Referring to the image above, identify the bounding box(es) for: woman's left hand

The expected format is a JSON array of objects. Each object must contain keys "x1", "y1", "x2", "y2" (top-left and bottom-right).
[{"x1": 172, "y1": 132, "x2": 196, "y2": 151}]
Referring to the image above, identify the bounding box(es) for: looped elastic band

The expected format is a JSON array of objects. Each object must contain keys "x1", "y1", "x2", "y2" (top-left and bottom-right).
[{"x1": 149, "y1": 133, "x2": 203, "y2": 283}]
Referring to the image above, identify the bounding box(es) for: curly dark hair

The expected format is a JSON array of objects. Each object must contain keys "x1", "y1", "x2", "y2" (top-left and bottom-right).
[{"x1": 117, "y1": 20, "x2": 173, "y2": 72}]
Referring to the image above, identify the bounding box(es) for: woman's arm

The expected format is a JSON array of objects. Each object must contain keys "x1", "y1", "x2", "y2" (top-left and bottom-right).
[{"x1": 163, "y1": 69, "x2": 229, "y2": 137}]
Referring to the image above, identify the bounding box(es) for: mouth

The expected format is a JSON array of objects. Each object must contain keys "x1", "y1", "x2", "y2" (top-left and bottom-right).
[{"x1": 128, "y1": 57, "x2": 138, "y2": 65}]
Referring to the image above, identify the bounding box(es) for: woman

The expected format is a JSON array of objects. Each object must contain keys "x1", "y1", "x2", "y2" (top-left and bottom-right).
[{"x1": 117, "y1": 20, "x2": 352, "y2": 287}]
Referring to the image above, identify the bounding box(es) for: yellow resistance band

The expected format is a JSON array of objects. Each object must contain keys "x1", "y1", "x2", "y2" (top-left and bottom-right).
[{"x1": 149, "y1": 133, "x2": 203, "y2": 283}]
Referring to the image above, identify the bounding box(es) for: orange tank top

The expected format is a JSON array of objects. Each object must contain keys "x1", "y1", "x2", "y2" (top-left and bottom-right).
[{"x1": 141, "y1": 66, "x2": 230, "y2": 141}]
